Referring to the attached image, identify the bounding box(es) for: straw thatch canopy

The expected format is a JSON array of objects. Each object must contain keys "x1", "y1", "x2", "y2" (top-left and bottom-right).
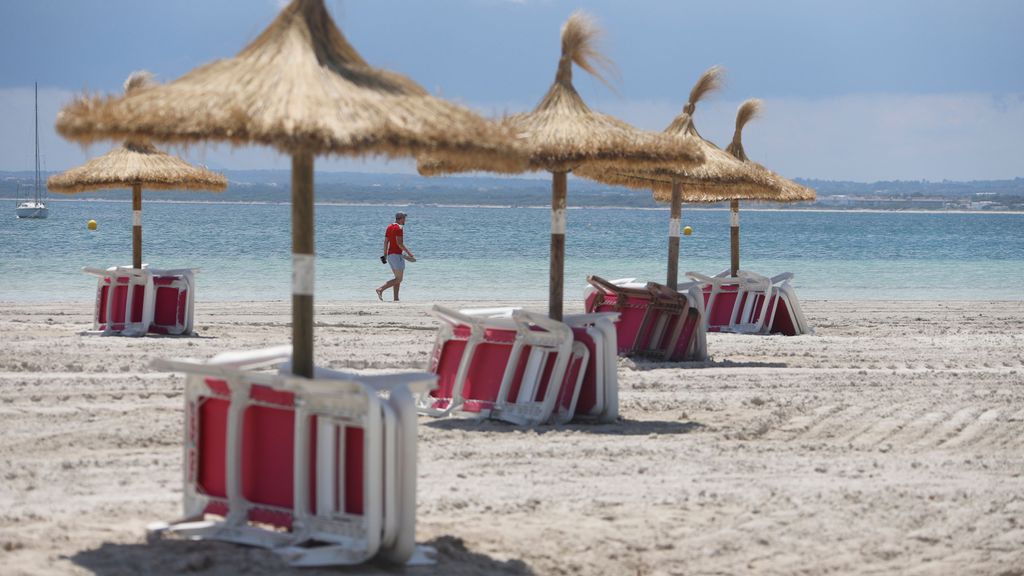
[
  {"x1": 575, "y1": 67, "x2": 780, "y2": 202},
  {"x1": 49, "y1": 72, "x2": 227, "y2": 194},
  {"x1": 52, "y1": 0, "x2": 531, "y2": 375},
  {"x1": 48, "y1": 141, "x2": 226, "y2": 194},
  {"x1": 718, "y1": 99, "x2": 816, "y2": 203},
  {"x1": 55, "y1": 0, "x2": 523, "y2": 170},
  {"x1": 419, "y1": 11, "x2": 703, "y2": 176}
]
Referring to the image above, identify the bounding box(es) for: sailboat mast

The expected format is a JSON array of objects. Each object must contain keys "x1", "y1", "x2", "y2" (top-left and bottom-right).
[{"x1": 34, "y1": 82, "x2": 40, "y2": 201}]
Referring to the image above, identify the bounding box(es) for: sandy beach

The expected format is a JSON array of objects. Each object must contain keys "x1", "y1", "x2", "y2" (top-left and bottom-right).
[{"x1": 1, "y1": 298, "x2": 1022, "y2": 575}]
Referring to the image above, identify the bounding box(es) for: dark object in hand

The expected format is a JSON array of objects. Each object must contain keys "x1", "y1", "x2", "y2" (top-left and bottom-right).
[{"x1": 380, "y1": 255, "x2": 387, "y2": 264}]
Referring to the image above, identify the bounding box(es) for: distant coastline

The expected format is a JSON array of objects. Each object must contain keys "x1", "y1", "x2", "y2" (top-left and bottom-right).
[
  {"x1": 4, "y1": 195, "x2": 1022, "y2": 215},
  {"x1": 5, "y1": 170, "x2": 1023, "y2": 212}
]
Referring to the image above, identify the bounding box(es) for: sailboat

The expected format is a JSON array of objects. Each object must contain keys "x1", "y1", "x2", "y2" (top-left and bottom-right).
[{"x1": 15, "y1": 82, "x2": 48, "y2": 219}]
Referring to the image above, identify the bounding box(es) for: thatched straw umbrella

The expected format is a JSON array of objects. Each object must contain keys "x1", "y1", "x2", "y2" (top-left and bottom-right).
[
  {"x1": 576, "y1": 70, "x2": 815, "y2": 286},
  {"x1": 719, "y1": 99, "x2": 816, "y2": 276},
  {"x1": 55, "y1": 0, "x2": 523, "y2": 377},
  {"x1": 577, "y1": 67, "x2": 761, "y2": 286},
  {"x1": 48, "y1": 73, "x2": 227, "y2": 270},
  {"x1": 419, "y1": 11, "x2": 703, "y2": 319},
  {"x1": 576, "y1": 67, "x2": 777, "y2": 288}
]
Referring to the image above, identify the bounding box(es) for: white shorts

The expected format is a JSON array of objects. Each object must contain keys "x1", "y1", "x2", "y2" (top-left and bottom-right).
[{"x1": 387, "y1": 253, "x2": 406, "y2": 272}]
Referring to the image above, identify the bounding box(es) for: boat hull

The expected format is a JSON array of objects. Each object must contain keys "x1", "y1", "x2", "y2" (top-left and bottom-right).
[{"x1": 16, "y1": 202, "x2": 48, "y2": 219}]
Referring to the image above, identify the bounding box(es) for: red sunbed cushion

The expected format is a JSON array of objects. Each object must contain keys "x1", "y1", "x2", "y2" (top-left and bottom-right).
[
  {"x1": 193, "y1": 380, "x2": 367, "y2": 530},
  {"x1": 705, "y1": 286, "x2": 739, "y2": 330},
  {"x1": 197, "y1": 397, "x2": 229, "y2": 500},
  {"x1": 432, "y1": 339, "x2": 467, "y2": 404},
  {"x1": 344, "y1": 427, "x2": 364, "y2": 515},
  {"x1": 111, "y1": 285, "x2": 128, "y2": 324},
  {"x1": 461, "y1": 339, "x2": 517, "y2": 412},
  {"x1": 97, "y1": 285, "x2": 109, "y2": 328},
  {"x1": 771, "y1": 296, "x2": 797, "y2": 336},
  {"x1": 668, "y1": 309, "x2": 700, "y2": 361},
  {"x1": 154, "y1": 286, "x2": 180, "y2": 326},
  {"x1": 130, "y1": 284, "x2": 146, "y2": 323},
  {"x1": 592, "y1": 293, "x2": 656, "y2": 354},
  {"x1": 571, "y1": 328, "x2": 600, "y2": 415}
]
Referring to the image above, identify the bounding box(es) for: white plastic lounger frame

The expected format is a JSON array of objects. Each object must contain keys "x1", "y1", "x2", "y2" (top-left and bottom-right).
[
  {"x1": 766, "y1": 273, "x2": 812, "y2": 335},
  {"x1": 424, "y1": 305, "x2": 576, "y2": 426},
  {"x1": 148, "y1": 267, "x2": 199, "y2": 336},
  {"x1": 450, "y1": 307, "x2": 618, "y2": 424},
  {"x1": 691, "y1": 270, "x2": 812, "y2": 336},
  {"x1": 83, "y1": 265, "x2": 155, "y2": 336},
  {"x1": 420, "y1": 305, "x2": 513, "y2": 418},
  {"x1": 149, "y1": 346, "x2": 436, "y2": 567},
  {"x1": 563, "y1": 312, "x2": 620, "y2": 423},
  {"x1": 687, "y1": 270, "x2": 775, "y2": 334},
  {"x1": 529, "y1": 341, "x2": 589, "y2": 425},
  {"x1": 584, "y1": 277, "x2": 707, "y2": 362},
  {"x1": 636, "y1": 282, "x2": 693, "y2": 359},
  {"x1": 663, "y1": 280, "x2": 706, "y2": 361}
]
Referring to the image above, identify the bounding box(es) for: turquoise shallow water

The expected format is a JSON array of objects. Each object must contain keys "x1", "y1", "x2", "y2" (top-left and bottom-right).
[{"x1": 2, "y1": 199, "x2": 1022, "y2": 302}]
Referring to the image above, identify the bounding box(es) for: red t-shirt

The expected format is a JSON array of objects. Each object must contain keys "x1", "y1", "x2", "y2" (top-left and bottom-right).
[{"x1": 385, "y1": 223, "x2": 404, "y2": 254}]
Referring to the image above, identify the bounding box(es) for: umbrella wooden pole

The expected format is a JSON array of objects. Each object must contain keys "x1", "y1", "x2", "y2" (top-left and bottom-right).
[
  {"x1": 132, "y1": 184, "x2": 142, "y2": 269},
  {"x1": 549, "y1": 171, "x2": 567, "y2": 321},
  {"x1": 292, "y1": 152, "x2": 315, "y2": 378},
  {"x1": 667, "y1": 180, "x2": 682, "y2": 290},
  {"x1": 730, "y1": 200, "x2": 740, "y2": 277}
]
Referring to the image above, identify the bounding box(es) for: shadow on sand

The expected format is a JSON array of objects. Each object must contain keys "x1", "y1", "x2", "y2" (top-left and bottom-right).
[
  {"x1": 629, "y1": 357, "x2": 789, "y2": 370},
  {"x1": 72, "y1": 535, "x2": 533, "y2": 576},
  {"x1": 424, "y1": 417, "x2": 704, "y2": 436},
  {"x1": 76, "y1": 331, "x2": 218, "y2": 339}
]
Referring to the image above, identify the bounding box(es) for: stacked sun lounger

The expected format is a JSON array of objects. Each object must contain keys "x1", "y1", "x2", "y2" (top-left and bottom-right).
[
  {"x1": 584, "y1": 275, "x2": 708, "y2": 362},
  {"x1": 421, "y1": 304, "x2": 619, "y2": 425},
  {"x1": 149, "y1": 346, "x2": 437, "y2": 567},
  {"x1": 687, "y1": 270, "x2": 811, "y2": 335},
  {"x1": 84, "y1": 265, "x2": 198, "y2": 336}
]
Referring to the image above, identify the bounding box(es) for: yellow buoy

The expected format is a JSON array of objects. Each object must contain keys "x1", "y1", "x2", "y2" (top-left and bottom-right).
[
  {"x1": 683, "y1": 226, "x2": 693, "y2": 236},
  {"x1": 87, "y1": 220, "x2": 97, "y2": 231}
]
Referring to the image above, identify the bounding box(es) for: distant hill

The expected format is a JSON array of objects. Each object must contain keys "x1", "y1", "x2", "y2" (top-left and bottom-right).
[
  {"x1": 798, "y1": 177, "x2": 1024, "y2": 197},
  {"x1": 3, "y1": 171, "x2": 1023, "y2": 210}
]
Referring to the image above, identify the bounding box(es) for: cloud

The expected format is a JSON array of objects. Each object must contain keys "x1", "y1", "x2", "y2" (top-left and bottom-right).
[{"x1": 2, "y1": 85, "x2": 1021, "y2": 181}]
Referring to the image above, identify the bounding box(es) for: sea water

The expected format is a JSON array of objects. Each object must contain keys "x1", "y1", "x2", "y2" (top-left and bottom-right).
[{"x1": 1, "y1": 199, "x2": 1022, "y2": 302}]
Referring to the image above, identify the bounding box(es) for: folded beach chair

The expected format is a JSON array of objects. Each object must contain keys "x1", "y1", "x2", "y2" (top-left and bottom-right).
[
  {"x1": 437, "y1": 307, "x2": 620, "y2": 424},
  {"x1": 149, "y1": 346, "x2": 436, "y2": 567},
  {"x1": 423, "y1": 305, "x2": 587, "y2": 426},
  {"x1": 758, "y1": 272, "x2": 812, "y2": 336},
  {"x1": 687, "y1": 270, "x2": 773, "y2": 334},
  {"x1": 643, "y1": 282, "x2": 709, "y2": 362},
  {"x1": 562, "y1": 312, "x2": 620, "y2": 423},
  {"x1": 83, "y1": 266, "x2": 154, "y2": 336},
  {"x1": 633, "y1": 281, "x2": 693, "y2": 359},
  {"x1": 677, "y1": 282, "x2": 709, "y2": 360},
  {"x1": 147, "y1": 267, "x2": 198, "y2": 336},
  {"x1": 688, "y1": 270, "x2": 812, "y2": 335},
  {"x1": 584, "y1": 277, "x2": 707, "y2": 362},
  {"x1": 584, "y1": 275, "x2": 663, "y2": 355}
]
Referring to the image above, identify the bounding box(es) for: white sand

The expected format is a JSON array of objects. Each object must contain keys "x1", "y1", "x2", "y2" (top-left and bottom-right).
[{"x1": 1, "y1": 299, "x2": 1023, "y2": 575}]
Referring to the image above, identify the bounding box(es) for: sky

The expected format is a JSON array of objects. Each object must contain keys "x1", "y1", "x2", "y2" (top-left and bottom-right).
[{"x1": 1, "y1": 0, "x2": 1022, "y2": 182}]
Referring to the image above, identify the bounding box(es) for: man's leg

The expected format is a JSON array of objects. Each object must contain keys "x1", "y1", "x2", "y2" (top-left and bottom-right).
[
  {"x1": 377, "y1": 270, "x2": 399, "y2": 300},
  {"x1": 391, "y1": 269, "x2": 404, "y2": 301}
]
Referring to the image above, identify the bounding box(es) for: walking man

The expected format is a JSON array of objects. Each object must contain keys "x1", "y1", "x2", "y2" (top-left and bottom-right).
[{"x1": 376, "y1": 212, "x2": 415, "y2": 301}]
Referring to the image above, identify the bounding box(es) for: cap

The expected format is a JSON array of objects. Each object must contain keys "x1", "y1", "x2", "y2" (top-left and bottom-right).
[{"x1": 395, "y1": 212, "x2": 407, "y2": 220}]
